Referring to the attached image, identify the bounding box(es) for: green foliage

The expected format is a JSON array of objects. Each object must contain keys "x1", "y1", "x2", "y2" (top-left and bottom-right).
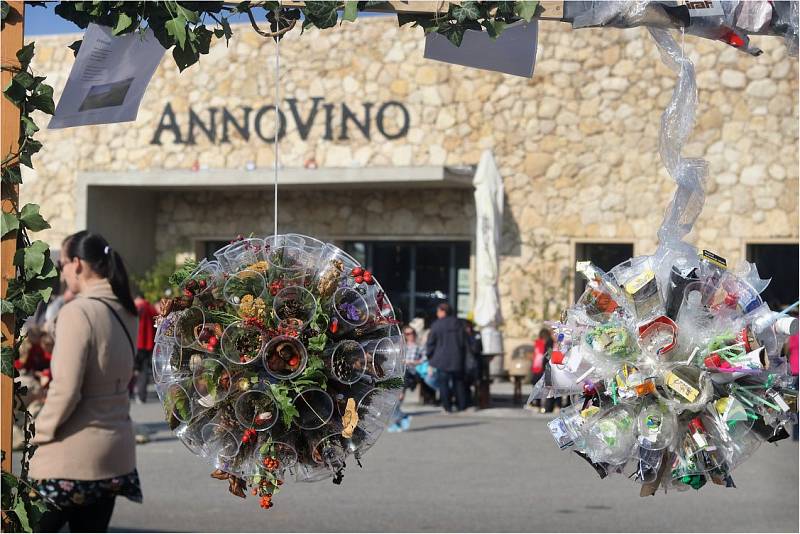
[
  {"x1": 397, "y1": 1, "x2": 540, "y2": 46},
  {"x1": 376, "y1": 377, "x2": 404, "y2": 390},
  {"x1": 1, "y1": 36, "x2": 57, "y2": 532},
  {"x1": 49, "y1": 1, "x2": 541, "y2": 76},
  {"x1": 167, "y1": 257, "x2": 199, "y2": 289},
  {"x1": 133, "y1": 253, "x2": 180, "y2": 302},
  {"x1": 270, "y1": 383, "x2": 300, "y2": 428},
  {"x1": 291, "y1": 354, "x2": 327, "y2": 391}
]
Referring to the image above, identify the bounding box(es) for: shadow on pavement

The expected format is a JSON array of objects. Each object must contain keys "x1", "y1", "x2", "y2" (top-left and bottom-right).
[
  {"x1": 406, "y1": 421, "x2": 486, "y2": 433},
  {"x1": 110, "y1": 527, "x2": 174, "y2": 532}
]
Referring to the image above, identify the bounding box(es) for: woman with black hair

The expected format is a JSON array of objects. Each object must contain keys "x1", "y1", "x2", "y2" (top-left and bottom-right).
[{"x1": 30, "y1": 231, "x2": 142, "y2": 532}]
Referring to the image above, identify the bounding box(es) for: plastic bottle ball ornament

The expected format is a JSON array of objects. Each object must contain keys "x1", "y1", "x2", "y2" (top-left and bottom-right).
[{"x1": 152, "y1": 234, "x2": 404, "y2": 510}]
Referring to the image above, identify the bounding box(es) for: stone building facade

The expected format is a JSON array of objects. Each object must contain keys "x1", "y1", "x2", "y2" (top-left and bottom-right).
[{"x1": 24, "y1": 17, "x2": 799, "y2": 358}]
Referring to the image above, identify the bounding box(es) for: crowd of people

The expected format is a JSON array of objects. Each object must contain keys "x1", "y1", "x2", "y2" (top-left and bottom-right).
[{"x1": 390, "y1": 303, "x2": 484, "y2": 431}]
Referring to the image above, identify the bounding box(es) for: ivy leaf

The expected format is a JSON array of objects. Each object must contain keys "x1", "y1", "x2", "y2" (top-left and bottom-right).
[
  {"x1": 213, "y1": 18, "x2": 233, "y2": 43},
  {"x1": 28, "y1": 498, "x2": 48, "y2": 530},
  {"x1": 13, "y1": 290, "x2": 42, "y2": 317},
  {"x1": 165, "y1": 15, "x2": 188, "y2": 49},
  {"x1": 172, "y1": 42, "x2": 198, "y2": 71},
  {"x1": 112, "y1": 12, "x2": 134, "y2": 35},
  {"x1": 12, "y1": 70, "x2": 35, "y2": 89},
  {"x1": 19, "y1": 204, "x2": 50, "y2": 232},
  {"x1": 1, "y1": 346, "x2": 14, "y2": 377},
  {"x1": 451, "y1": 1, "x2": 480, "y2": 24},
  {"x1": 1, "y1": 2, "x2": 10, "y2": 22},
  {"x1": 3, "y1": 79, "x2": 27, "y2": 106},
  {"x1": 14, "y1": 498, "x2": 30, "y2": 532},
  {"x1": 39, "y1": 257, "x2": 58, "y2": 280},
  {"x1": 482, "y1": 19, "x2": 508, "y2": 40},
  {"x1": 27, "y1": 275, "x2": 57, "y2": 304},
  {"x1": 16, "y1": 42, "x2": 34, "y2": 69},
  {"x1": 2, "y1": 165, "x2": 22, "y2": 184},
  {"x1": 68, "y1": 39, "x2": 82, "y2": 57},
  {"x1": 14, "y1": 241, "x2": 47, "y2": 279},
  {"x1": 20, "y1": 115, "x2": 38, "y2": 137},
  {"x1": 343, "y1": 1, "x2": 358, "y2": 22},
  {"x1": 497, "y1": 1, "x2": 517, "y2": 19},
  {"x1": 174, "y1": 3, "x2": 200, "y2": 24},
  {"x1": 441, "y1": 23, "x2": 465, "y2": 47},
  {"x1": 515, "y1": 0, "x2": 539, "y2": 22},
  {"x1": 1, "y1": 299, "x2": 12, "y2": 315},
  {"x1": 194, "y1": 26, "x2": 213, "y2": 55},
  {"x1": 19, "y1": 138, "x2": 42, "y2": 168},
  {"x1": 304, "y1": 1, "x2": 339, "y2": 29},
  {"x1": 1, "y1": 212, "x2": 18, "y2": 237}
]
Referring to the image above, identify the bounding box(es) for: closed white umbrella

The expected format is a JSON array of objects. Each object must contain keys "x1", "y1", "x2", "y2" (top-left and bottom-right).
[{"x1": 472, "y1": 150, "x2": 504, "y2": 358}]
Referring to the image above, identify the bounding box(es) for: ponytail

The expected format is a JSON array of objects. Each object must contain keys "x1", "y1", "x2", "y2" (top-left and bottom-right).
[{"x1": 62, "y1": 231, "x2": 136, "y2": 315}]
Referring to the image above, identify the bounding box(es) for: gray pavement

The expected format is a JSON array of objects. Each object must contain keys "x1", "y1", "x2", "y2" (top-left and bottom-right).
[{"x1": 109, "y1": 384, "x2": 800, "y2": 533}]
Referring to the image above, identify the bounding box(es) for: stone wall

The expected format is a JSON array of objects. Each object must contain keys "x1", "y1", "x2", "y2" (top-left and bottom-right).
[
  {"x1": 154, "y1": 188, "x2": 475, "y2": 255},
  {"x1": 24, "y1": 16, "x2": 799, "y2": 344}
]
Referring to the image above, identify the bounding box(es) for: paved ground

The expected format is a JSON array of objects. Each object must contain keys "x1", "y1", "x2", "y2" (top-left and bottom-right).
[{"x1": 106, "y1": 383, "x2": 800, "y2": 533}]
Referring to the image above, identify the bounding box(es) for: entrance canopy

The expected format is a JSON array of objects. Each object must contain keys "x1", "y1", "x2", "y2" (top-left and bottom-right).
[{"x1": 78, "y1": 165, "x2": 475, "y2": 275}]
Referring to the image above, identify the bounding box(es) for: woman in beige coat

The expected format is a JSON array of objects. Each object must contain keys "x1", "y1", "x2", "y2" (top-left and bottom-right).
[{"x1": 30, "y1": 231, "x2": 141, "y2": 532}]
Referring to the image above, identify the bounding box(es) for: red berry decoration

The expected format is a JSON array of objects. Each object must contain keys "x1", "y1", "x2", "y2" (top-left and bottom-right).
[
  {"x1": 199, "y1": 279, "x2": 207, "y2": 289},
  {"x1": 354, "y1": 276, "x2": 364, "y2": 284},
  {"x1": 351, "y1": 267, "x2": 364, "y2": 277}
]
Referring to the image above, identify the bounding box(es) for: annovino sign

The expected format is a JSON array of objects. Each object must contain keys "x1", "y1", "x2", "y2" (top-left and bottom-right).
[{"x1": 150, "y1": 98, "x2": 410, "y2": 145}]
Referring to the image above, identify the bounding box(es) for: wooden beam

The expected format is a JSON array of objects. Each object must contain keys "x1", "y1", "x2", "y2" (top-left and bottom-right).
[
  {"x1": 281, "y1": 1, "x2": 567, "y2": 19},
  {"x1": 1, "y1": 0, "x2": 24, "y2": 474}
]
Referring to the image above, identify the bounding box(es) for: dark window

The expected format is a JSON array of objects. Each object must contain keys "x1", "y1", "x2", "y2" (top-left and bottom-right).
[
  {"x1": 343, "y1": 241, "x2": 471, "y2": 327},
  {"x1": 746, "y1": 243, "x2": 799, "y2": 310},
  {"x1": 574, "y1": 242, "x2": 634, "y2": 300},
  {"x1": 203, "y1": 240, "x2": 230, "y2": 260}
]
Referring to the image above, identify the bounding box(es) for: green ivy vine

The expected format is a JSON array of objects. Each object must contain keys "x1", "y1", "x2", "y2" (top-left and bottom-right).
[
  {"x1": 51, "y1": 1, "x2": 541, "y2": 71},
  {"x1": 1, "y1": 11, "x2": 59, "y2": 529}
]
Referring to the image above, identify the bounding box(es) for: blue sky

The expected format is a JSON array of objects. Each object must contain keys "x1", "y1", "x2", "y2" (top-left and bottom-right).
[{"x1": 24, "y1": 2, "x2": 389, "y2": 36}]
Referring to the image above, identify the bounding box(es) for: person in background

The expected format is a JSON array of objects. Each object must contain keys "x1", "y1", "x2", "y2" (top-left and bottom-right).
[
  {"x1": 402, "y1": 326, "x2": 426, "y2": 393},
  {"x1": 426, "y1": 303, "x2": 468, "y2": 413},
  {"x1": 30, "y1": 231, "x2": 141, "y2": 532},
  {"x1": 463, "y1": 318, "x2": 482, "y2": 408},
  {"x1": 787, "y1": 310, "x2": 798, "y2": 441},
  {"x1": 43, "y1": 282, "x2": 76, "y2": 335},
  {"x1": 134, "y1": 293, "x2": 157, "y2": 404},
  {"x1": 408, "y1": 317, "x2": 436, "y2": 404},
  {"x1": 11, "y1": 326, "x2": 53, "y2": 450},
  {"x1": 387, "y1": 326, "x2": 424, "y2": 433},
  {"x1": 529, "y1": 328, "x2": 553, "y2": 411}
]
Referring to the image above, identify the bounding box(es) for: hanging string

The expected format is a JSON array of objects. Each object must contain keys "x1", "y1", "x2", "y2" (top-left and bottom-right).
[
  {"x1": 680, "y1": 26, "x2": 686, "y2": 59},
  {"x1": 273, "y1": 4, "x2": 281, "y2": 237}
]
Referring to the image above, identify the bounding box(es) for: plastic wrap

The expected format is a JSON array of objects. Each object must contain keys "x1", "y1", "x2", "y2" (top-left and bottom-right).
[
  {"x1": 565, "y1": 1, "x2": 799, "y2": 56},
  {"x1": 532, "y1": 28, "x2": 797, "y2": 496}
]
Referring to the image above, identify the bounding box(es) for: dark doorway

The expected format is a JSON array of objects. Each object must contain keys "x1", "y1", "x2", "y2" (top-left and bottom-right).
[
  {"x1": 573, "y1": 242, "x2": 634, "y2": 300},
  {"x1": 344, "y1": 241, "x2": 471, "y2": 327},
  {"x1": 746, "y1": 243, "x2": 799, "y2": 309}
]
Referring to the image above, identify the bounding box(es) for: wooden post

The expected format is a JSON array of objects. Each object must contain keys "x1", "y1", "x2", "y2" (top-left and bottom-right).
[{"x1": 1, "y1": 0, "x2": 24, "y2": 473}]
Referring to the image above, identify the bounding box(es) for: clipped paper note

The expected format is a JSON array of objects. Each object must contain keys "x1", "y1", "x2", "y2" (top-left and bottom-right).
[
  {"x1": 49, "y1": 24, "x2": 166, "y2": 129},
  {"x1": 424, "y1": 20, "x2": 538, "y2": 78}
]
